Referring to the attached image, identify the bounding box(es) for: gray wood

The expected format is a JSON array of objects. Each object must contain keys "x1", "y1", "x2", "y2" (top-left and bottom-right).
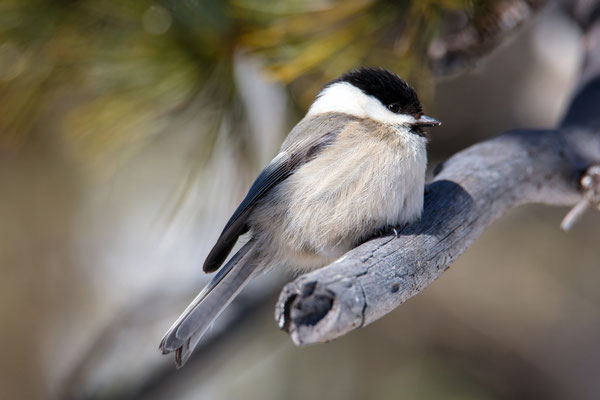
[{"x1": 275, "y1": 7, "x2": 600, "y2": 346}]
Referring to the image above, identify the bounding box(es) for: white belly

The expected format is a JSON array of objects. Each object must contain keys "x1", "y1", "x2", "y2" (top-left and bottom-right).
[{"x1": 252, "y1": 128, "x2": 427, "y2": 271}]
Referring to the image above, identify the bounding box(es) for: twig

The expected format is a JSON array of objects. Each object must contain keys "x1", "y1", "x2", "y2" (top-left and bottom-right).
[{"x1": 561, "y1": 163, "x2": 600, "y2": 230}]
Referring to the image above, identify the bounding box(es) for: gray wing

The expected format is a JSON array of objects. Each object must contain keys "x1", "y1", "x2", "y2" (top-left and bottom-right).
[
  {"x1": 202, "y1": 123, "x2": 339, "y2": 273},
  {"x1": 203, "y1": 152, "x2": 291, "y2": 272}
]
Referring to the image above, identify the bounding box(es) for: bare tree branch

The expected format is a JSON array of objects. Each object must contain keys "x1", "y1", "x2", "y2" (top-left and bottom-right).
[
  {"x1": 275, "y1": 8, "x2": 600, "y2": 346},
  {"x1": 428, "y1": 0, "x2": 549, "y2": 75}
]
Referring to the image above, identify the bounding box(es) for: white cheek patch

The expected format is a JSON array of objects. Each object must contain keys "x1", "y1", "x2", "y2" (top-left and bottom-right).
[{"x1": 307, "y1": 82, "x2": 416, "y2": 126}]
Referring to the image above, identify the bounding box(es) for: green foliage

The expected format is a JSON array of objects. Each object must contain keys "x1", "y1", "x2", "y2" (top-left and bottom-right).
[
  {"x1": 236, "y1": 0, "x2": 472, "y2": 104},
  {"x1": 0, "y1": 0, "x2": 485, "y2": 163}
]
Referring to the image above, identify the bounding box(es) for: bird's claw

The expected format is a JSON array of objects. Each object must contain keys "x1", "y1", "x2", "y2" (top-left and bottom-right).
[{"x1": 386, "y1": 224, "x2": 406, "y2": 238}]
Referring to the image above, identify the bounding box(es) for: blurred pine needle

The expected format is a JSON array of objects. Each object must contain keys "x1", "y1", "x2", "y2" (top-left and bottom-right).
[{"x1": 0, "y1": 0, "x2": 544, "y2": 167}]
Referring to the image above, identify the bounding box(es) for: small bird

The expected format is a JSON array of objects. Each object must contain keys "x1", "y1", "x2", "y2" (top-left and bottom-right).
[{"x1": 160, "y1": 67, "x2": 440, "y2": 367}]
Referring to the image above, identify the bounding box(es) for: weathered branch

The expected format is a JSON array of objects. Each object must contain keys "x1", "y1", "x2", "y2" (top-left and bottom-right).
[{"x1": 276, "y1": 10, "x2": 600, "y2": 346}]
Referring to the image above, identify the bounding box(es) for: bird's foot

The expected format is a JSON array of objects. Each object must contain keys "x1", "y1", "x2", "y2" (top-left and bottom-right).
[{"x1": 384, "y1": 223, "x2": 407, "y2": 238}]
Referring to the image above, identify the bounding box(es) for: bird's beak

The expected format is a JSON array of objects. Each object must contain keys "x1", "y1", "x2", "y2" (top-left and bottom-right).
[{"x1": 412, "y1": 115, "x2": 441, "y2": 128}]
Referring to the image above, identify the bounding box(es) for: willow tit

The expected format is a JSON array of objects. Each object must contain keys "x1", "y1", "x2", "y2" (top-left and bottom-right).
[{"x1": 160, "y1": 67, "x2": 440, "y2": 367}]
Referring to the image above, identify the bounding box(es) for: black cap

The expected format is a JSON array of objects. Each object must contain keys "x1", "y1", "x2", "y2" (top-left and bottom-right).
[{"x1": 326, "y1": 67, "x2": 423, "y2": 117}]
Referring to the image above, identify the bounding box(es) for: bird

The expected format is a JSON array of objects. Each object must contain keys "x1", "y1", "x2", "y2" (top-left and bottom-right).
[{"x1": 159, "y1": 67, "x2": 441, "y2": 367}]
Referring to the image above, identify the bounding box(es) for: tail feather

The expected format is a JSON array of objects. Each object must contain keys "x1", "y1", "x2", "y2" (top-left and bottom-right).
[{"x1": 160, "y1": 240, "x2": 259, "y2": 367}]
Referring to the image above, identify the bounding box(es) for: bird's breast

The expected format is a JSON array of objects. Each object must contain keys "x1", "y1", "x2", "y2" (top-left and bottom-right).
[{"x1": 253, "y1": 124, "x2": 427, "y2": 271}]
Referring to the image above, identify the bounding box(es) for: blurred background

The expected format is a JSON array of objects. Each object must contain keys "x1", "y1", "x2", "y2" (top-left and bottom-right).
[{"x1": 1, "y1": 0, "x2": 599, "y2": 399}]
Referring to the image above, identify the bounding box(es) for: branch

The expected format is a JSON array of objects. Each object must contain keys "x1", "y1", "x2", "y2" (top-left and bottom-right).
[
  {"x1": 275, "y1": 10, "x2": 600, "y2": 346},
  {"x1": 428, "y1": 0, "x2": 549, "y2": 75}
]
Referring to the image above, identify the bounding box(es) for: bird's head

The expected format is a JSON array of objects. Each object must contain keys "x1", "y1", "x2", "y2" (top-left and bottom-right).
[{"x1": 308, "y1": 67, "x2": 441, "y2": 137}]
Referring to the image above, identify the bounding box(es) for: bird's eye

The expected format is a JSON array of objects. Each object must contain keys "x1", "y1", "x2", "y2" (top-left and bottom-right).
[{"x1": 388, "y1": 103, "x2": 400, "y2": 113}]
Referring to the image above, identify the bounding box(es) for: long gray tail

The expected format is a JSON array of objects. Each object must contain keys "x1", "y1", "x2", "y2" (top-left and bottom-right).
[{"x1": 159, "y1": 240, "x2": 259, "y2": 367}]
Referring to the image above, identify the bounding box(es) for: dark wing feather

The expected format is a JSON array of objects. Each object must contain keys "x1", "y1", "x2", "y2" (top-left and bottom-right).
[
  {"x1": 203, "y1": 152, "x2": 292, "y2": 272},
  {"x1": 202, "y1": 114, "x2": 348, "y2": 273}
]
